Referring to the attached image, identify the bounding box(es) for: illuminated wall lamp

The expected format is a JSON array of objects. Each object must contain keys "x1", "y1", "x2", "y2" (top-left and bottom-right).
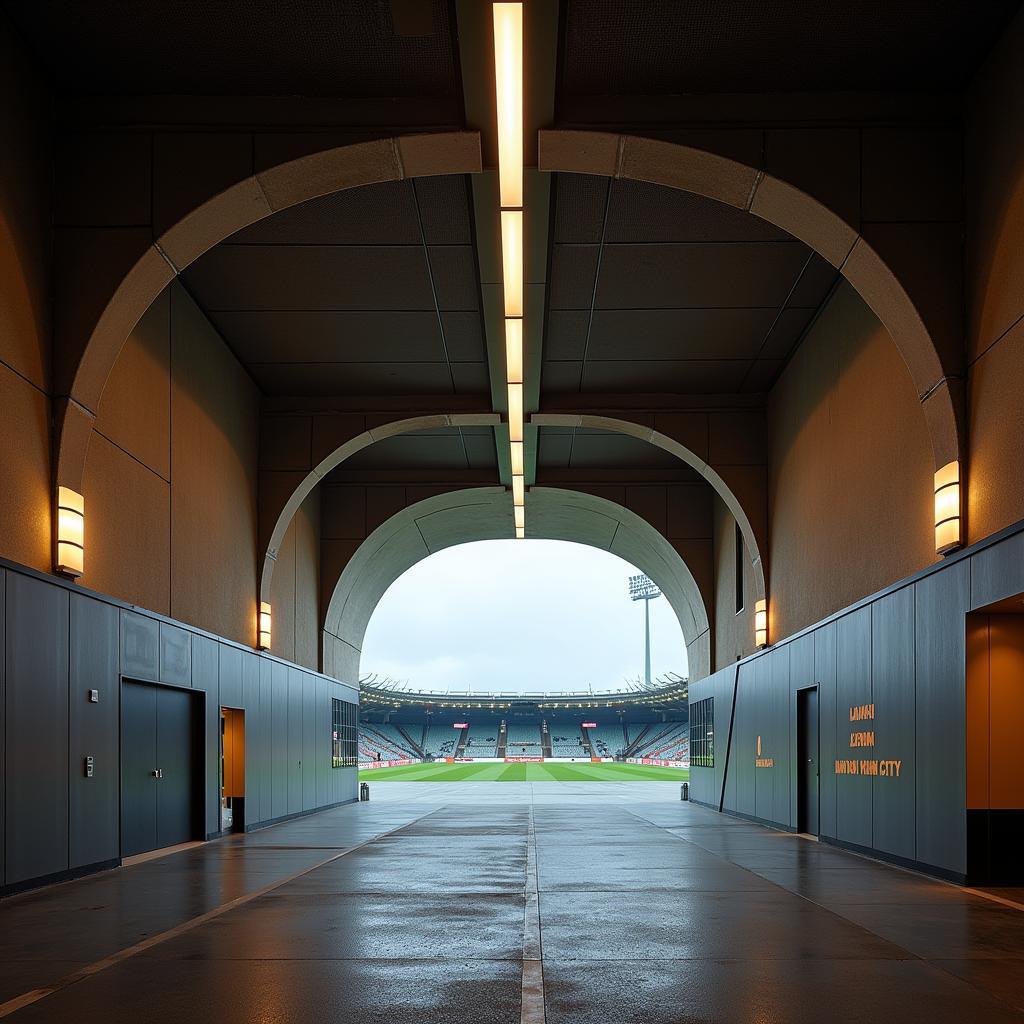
[
  {"x1": 934, "y1": 459, "x2": 961, "y2": 555},
  {"x1": 754, "y1": 599, "x2": 768, "y2": 649},
  {"x1": 258, "y1": 602, "x2": 272, "y2": 650},
  {"x1": 55, "y1": 486, "x2": 84, "y2": 578}
]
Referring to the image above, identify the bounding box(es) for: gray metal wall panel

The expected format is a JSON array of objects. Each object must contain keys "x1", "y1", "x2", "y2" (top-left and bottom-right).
[
  {"x1": 732, "y1": 662, "x2": 757, "y2": 817},
  {"x1": 271, "y1": 661, "x2": 289, "y2": 819},
  {"x1": 915, "y1": 562, "x2": 969, "y2": 875},
  {"x1": 302, "y1": 673, "x2": 316, "y2": 811},
  {"x1": 815, "y1": 622, "x2": 838, "y2": 839},
  {"x1": 789, "y1": 634, "x2": 815, "y2": 831},
  {"x1": 338, "y1": 766, "x2": 358, "y2": 804},
  {"x1": 241, "y1": 654, "x2": 260, "y2": 822},
  {"x1": 722, "y1": 669, "x2": 740, "y2": 811},
  {"x1": 770, "y1": 645, "x2": 792, "y2": 828},
  {"x1": 219, "y1": 646, "x2": 243, "y2": 709},
  {"x1": 287, "y1": 667, "x2": 303, "y2": 814},
  {"x1": 5, "y1": 573, "x2": 70, "y2": 885},
  {"x1": 191, "y1": 636, "x2": 219, "y2": 837},
  {"x1": 970, "y1": 531, "x2": 1024, "y2": 610},
  {"x1": 316, "y1": 676, "x2": 329, "y2": 808},
  {"x1": 835, "y1": 607, "x2": 872, "y2": 848},
  {"x1": 0, "y1": 568, "x2": 5, "y2": 884},
  {"x1": 159, "y1": 622, "x2": 191, "y2": 686},
  {"x1": 871, "y1": 586, "x2": 917, "y2": 861},
  {"x1": 121, "y1": 611, "x2": 159, "y2": 682},
  {"x1": 69, "y1": 594, "x2": 120, "y2": 868},
  {"x1": 754, "y1": 656, "x2": 774, "y2": 822}
]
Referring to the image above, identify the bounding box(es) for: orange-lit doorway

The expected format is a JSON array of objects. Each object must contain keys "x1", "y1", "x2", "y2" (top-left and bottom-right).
[
  {"x1": 967, "y1": 603, "x2": 1024, "y2": 884},
  {"x1": 220, "y1": 707, "x2": 245, "y2": 833}
]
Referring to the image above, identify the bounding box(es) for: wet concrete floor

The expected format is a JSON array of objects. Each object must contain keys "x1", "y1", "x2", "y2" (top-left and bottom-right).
[{"x1": 0, "y1": 790, "x2": 1022, "y2": 1022}]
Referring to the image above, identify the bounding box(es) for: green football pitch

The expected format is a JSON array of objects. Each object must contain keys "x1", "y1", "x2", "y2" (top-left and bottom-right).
[{"x1": 359, "y1": 761, "x2": 690, "y2": 782}]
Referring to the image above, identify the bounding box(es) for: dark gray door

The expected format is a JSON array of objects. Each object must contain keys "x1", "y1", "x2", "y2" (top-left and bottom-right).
[
  {"x1": 121, "y1": 681, "x2": 198, "y2": 857},
  {"x1": 798, "y1": 687, "x2": 820, "y2": 835},
  {"x1": 156, "y1": 686, "x2": 198, "y2": 849},
  {"x1": 121, "y1": 682, "x2": 158, "y2": 857}
]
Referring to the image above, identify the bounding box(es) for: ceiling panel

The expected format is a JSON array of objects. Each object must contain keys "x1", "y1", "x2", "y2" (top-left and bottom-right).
[
  {"x1": 325, "y1": 426, "x2": 498, "y2": 474},
  {"x1": 581, "y1": 359, "x2": 750, "y2": 395},
  {"x1": 536, "y1": 427, "x2": 702, "y2": 477},
  {"x1": 246, "y1": 361, "x2": 467, "y2": 397}
]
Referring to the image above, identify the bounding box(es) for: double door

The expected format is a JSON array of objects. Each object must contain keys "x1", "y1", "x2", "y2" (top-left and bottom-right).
[{"x1": 121, "y1": 681, "x2": 200, "y2": 857}]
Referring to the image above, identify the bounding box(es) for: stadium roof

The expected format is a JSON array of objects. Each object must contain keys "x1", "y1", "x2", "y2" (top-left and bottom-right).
[{"x1": 358, "y1": 673, "x2": 688, "y2": 710}]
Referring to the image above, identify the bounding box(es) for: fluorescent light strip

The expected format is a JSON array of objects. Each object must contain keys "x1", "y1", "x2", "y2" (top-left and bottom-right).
[
  {"x1": 514, "y1": 505, "x2": 525, "y2": 529},
  {"x1": 507, "y1": 382, "x2": 523, "y2": 442},
  {"x1": 505, "y1": 317, "x2": 523, "y2": 384},
  {"x1": 492, "y1": 3, "x2": 523, "y2": 209},
  {"x1": 500, "y1": 210, "x2": 523, "y2": 317},
  {"x1": 510, "y1": 441, "x2": 524, "y2": 475},
  {"x1": 516, "y1": 526, "x2": 525, "y2": 539},
  {"x1": 512, "y1": 474, "x2": 525, "y2": 506}
]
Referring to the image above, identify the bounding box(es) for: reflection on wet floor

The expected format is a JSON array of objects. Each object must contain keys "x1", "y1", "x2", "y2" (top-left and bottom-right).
[{"x1": 0, "y1": 793, "x2": 1022, "y2": 1023}]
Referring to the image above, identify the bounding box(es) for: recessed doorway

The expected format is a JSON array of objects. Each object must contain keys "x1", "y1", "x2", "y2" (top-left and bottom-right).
[
  {"x1": 221, "y1": 707, "x2": 246, "y2": 833},
  {"x1": 797, "y1": 686, "x2": 820, "y2": 836}
]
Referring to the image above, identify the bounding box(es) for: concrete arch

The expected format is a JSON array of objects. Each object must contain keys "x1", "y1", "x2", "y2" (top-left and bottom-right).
[
  {"x1": 259, "y1": 412, "x2": 500, "y2": 604},
  {"x1": 321, "y1": 486, "x2": 712, "y2": 685},
  {"x1": 55, "y1": 131, "x2": 482, "y2": 493},
  {"x1": 538, "y1": 129, "x2": 963, "y2": 471},
  {"x1": 531, "y1": 412, "x2": 768, "y2": 603}
]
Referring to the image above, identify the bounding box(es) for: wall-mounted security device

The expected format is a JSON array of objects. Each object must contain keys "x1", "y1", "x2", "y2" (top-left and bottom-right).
[{"x1": 88, "y1": 689, "x2": 99, "y2": 703}]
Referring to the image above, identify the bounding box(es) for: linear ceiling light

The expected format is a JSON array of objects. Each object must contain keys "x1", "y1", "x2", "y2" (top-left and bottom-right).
[
  {"x1": 516, "y1": 526, "x2": 526, "y2": 539},
  {"x1": 510, "y1": 440, "x2": 524, "y2": 475},
  {"x1": 514, "y1": 505, "x2": 525, "y2": 530},
  {"x1": 505, "y1": 317, "x2": 523, "y2": 383},
  {"x1": 500, "y1": 210, "x2": 523, "y2": 317},
  {"x1": 512, "y1": 474, "x2": 525, "y2": 506},
  {"x1": 492, "y1": 3, "x2": 523, "y2": 209},
  {"x1": 507, "y1": 382, "x2": 524, "y2": 442}
]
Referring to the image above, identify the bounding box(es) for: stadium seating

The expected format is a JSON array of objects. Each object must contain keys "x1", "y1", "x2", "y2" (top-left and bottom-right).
[
  {"x1": 550, "y1": 741, "x2": 587, "y2": 756},
  {"x1": 633, "y1": 722, "x2": 689, "y2": 758},
  {"x1": 464, "y1": 734, "x2": 497, "y2": 756},
  {"x1": 422, "y1": 724, "x2": 461, "y2": 758},
  {"x1": 587, "y1": 725, "x2": 625, "y2": 758},
  {"x1": 505, "y1": 721, "x2": 541, "y2": 754},
  {"x1": 359, "y1": 723, "x2": 418, "y2": 761}
]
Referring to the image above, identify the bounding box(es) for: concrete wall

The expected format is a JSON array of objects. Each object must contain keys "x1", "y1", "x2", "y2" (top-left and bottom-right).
[
  {"x1": 0, "y1": 558, "x2": 358, "y2": 895},
  {"x1": 269, "y1": 489, "x2": 321, "y2": 671},
  {"x1": 767, "y1": 281, "x2": 935, "y2": 641},
  {"x1": 966, "y1": 8, "x2": 1024, "y2": 543},
  {"x1": 0, "y1": 15, "x2": 51, "y2": 572},
  {"x1": 84, "y1": 282, "x2": 260, "y2": 646},
  {"x1": 712, "y1": 497, "x2": 758, "y2": 669}
]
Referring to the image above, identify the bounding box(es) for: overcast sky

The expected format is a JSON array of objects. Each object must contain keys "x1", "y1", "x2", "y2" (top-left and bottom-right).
[{"x1": 361, "y1": 539, "x2": 687, "y2": 693}]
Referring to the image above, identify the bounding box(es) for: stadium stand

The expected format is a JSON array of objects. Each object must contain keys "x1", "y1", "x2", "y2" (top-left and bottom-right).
[
  {"x1": 422, "y1": 724, "x2": 461, "y2": 758},
  {"x1": 505, "y1": 721, "x2": 541, "y2": 754},
  {"x1": 634, "y1": 722, "x2": 688, "y2": 758},
  {"x1": 464, "y1": 732, "x2": 497, "y2": 756},
  {"x1": 587, "y1": 724, "x2": 625, "y2": 758},
  {"x1": 359, "y1": 723, "x2": 418, "y2": 761}
]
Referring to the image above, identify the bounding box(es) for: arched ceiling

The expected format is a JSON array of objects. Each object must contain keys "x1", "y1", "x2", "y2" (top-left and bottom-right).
[{"x1": 322, "y1": 486, "x2": 711, "y2": 685}]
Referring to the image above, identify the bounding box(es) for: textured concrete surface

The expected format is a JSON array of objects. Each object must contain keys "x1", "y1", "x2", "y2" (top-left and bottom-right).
[{"x1": 1, "y1": 793, "x2": 1023, "y2": 1022}]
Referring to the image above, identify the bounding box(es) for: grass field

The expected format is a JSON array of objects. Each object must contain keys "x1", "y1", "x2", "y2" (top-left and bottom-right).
[{"x1": 359, "y1": 761, "x2": 690, "y2": 782}]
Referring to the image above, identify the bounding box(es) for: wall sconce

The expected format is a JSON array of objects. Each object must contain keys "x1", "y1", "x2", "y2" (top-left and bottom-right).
[
  {"x1": 754, "y1": 599, "x2": 768, "y2": 648},
  {"x1": 55, "y1": 486, "x2": 84, "y2": 578},
  {"x1": 934, "y1": 460, "x2": 961, "y2": 555},
  {"x1": 258, "y1": 602, "x2": 272, "y2": 650}
]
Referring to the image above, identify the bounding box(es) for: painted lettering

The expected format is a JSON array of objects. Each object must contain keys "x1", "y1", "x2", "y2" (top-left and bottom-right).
[
  {"x1": 849, "y1": 731, "x2": 875, "y2": 747},
  {"x1": 849, "y1": 703, "x2": 875, "y2": 721}
]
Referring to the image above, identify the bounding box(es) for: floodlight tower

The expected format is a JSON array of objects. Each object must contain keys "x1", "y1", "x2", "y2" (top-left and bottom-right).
[{"x1": 628, "y1": 574, "x2": 662, "y2": 686}]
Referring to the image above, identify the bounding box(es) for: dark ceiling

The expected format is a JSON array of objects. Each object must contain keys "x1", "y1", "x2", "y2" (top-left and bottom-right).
[
  {"x1": 184, "y1": 176, "x2": 490, "y2": 398},
  {"x1": 328, "y1": 426, "x2": 498, "y2": 475},
  {"x1": 3, "y1": 0, "x2": 462, "y2": 99},
  {"x1": 559, "y1": 0, "x2": 1020, "y2": 101},
  {"x1": 536, "y1": 427, "x2": 701, "y2": 480},
  {"x1": 541, "y1": 175, "x2": 837, "y2": 396}
]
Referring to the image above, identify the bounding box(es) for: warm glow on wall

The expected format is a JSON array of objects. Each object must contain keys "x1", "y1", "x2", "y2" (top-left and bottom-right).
[
  {"x1": 500, "y1": 210, "x2": 523, "y2": 317},
  {"x1": 492, "y1": 2, "x2": 523, "y2": 209},
  {"x1": 505, "y1": 317, "x2": 523, "y2": 383},
  {"x1": 507, "y1": 382, "x2": 524, "y2": 442},
  {"x1": 55, "y1": 486, "x2": 84, "y2": 578},
  {"x1": 258, "y1": 602, "x2": 272, "y2": 650},
  {"x1": 934, "y1": 460, "x2": 961, "y2": 554},
  {"x1": 754, "y1": 599, "x2": 768, "y2": 648}
]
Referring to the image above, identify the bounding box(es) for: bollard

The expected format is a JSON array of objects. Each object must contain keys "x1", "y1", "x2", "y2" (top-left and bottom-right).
[
  {"x1": 681, "y1": 782, "x2": 689, "y2": 801},
  {"x1": 360, "y1": 782, "x2": 370, "y2": 802}
]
